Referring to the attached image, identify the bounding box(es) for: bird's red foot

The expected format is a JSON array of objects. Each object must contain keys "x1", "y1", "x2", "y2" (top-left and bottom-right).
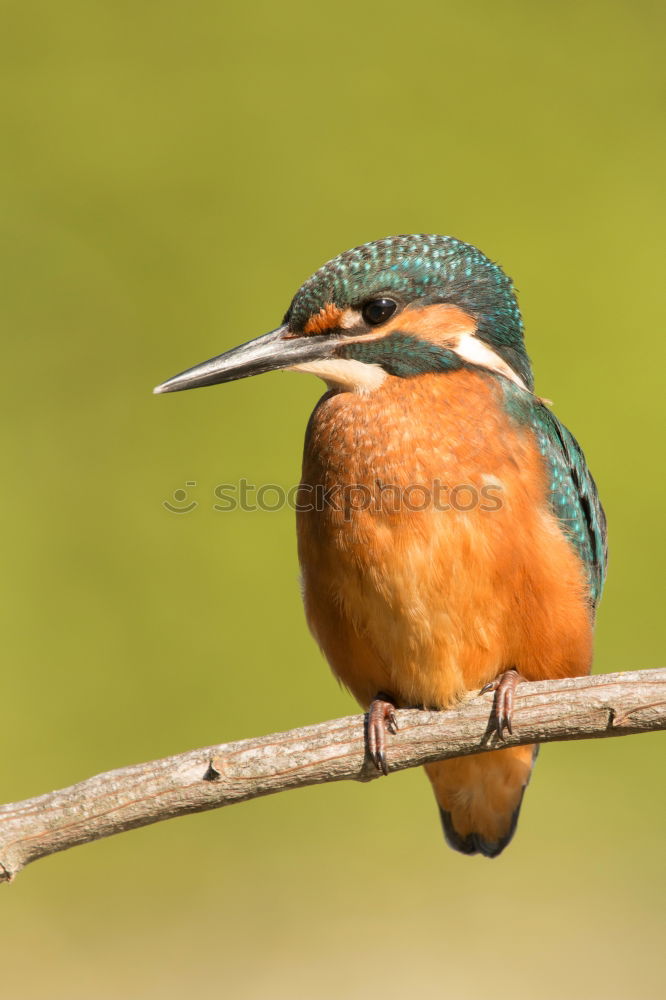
[
  {"x1": 366, "y1": 692, "x2": 398, "y2": 776},
  {"x1": 481, "y1": 669, "x2": 524, "y2": 738}
]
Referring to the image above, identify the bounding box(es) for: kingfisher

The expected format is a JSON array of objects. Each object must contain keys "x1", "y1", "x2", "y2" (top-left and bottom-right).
[{"x1": 154, "y1": 235, "x2": 607, "y2": 857}]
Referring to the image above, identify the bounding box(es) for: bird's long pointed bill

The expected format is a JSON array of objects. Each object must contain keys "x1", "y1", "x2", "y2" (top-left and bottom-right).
[{"x1": 153, "y1": 325, "x2": 335, "y2": 394}]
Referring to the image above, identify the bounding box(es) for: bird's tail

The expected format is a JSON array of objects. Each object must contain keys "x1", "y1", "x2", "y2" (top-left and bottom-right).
[{"x1": 424, "y1": 745, "x2": 539, "y2": 858}]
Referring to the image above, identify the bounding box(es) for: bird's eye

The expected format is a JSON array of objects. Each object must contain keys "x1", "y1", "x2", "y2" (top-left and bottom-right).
[{"x1": 361, "y1": 298, "x2": 398, "y2": 326}]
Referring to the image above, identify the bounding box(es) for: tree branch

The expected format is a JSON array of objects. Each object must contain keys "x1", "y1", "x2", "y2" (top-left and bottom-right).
[{"x1": 1, "y1": 668, "x2": 664, "y2": 882}]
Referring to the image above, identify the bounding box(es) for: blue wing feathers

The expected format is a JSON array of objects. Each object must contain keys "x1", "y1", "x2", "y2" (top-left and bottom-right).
[
  {"x1": 500, "y1": 381, "x2": 607, "y2": 608},
  {"x1": 532, "y1": 404, "x2": 607, "y2": 608}
]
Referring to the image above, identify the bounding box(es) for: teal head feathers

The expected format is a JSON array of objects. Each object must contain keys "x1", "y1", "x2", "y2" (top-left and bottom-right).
[{"x1": 287, "y1": 235, "x2": 532, "y2": 391}]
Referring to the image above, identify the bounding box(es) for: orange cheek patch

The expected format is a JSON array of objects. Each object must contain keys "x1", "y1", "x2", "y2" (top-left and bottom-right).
[
  {"x1": 383, "y1": 303, "x2": 477, "y2": 343},
  {"x1": 304, "y1": 302, "x2": 344, "y2": 335}
]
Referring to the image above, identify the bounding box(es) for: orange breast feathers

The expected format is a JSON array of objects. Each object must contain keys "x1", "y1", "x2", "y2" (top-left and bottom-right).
[{"x1": 296, "y1": 370, "x2": 593, "y2": 710}]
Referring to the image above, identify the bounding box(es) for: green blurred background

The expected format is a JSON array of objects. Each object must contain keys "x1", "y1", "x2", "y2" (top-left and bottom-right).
[{"x1": 1, "y1": 1, "x2": 664, "y2": 997}]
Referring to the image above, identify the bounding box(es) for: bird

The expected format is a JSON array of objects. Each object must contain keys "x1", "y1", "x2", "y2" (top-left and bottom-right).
[{"x1": 154, "y1": 234, "x2": 607, "y2": 857}]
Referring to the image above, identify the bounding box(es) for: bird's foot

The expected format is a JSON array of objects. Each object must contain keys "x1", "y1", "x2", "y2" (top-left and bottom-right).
[
  {"x1": 481, "y1": 669, "x2": 524, "y2": 739},
  {"x1": 366, "y1": 692, "x2": 398, "y2": 776}
]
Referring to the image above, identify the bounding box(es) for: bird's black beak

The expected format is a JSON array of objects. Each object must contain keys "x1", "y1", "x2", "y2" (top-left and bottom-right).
[{"x1": 153, "y1": 326, "x2": 337, "y2": 394}]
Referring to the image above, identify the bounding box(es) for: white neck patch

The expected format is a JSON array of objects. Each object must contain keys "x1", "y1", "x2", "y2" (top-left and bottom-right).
[
  {"x1": 289, "y1": 358, "x2": 387, "y2": 394},
  {"x1": 450, "y1": 332, "x2": 529, "y2": 392}
]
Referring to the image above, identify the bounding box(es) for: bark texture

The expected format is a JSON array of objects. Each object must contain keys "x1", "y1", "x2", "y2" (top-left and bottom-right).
[{"x1": 0, "y1": 668, "x2": 663, "y2": 882}]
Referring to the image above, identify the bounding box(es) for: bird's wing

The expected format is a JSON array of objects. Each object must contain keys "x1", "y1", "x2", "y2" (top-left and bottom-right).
[{"x1": 532, "y1": 402, "x2": 608, "y2": 609}]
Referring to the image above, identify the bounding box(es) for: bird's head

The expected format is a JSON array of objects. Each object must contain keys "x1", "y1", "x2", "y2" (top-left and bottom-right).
[{"x1": 154, "y1": 235, "x2": 533, "y2": 397}]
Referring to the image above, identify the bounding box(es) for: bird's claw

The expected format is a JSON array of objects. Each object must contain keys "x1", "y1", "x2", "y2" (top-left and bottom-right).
[
  {"x1": 367, "y1": 694, "x2": 398, "y2": 776},
  {"x1": 481, "y1": 669, "x2": 523, "y2": 739}
]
